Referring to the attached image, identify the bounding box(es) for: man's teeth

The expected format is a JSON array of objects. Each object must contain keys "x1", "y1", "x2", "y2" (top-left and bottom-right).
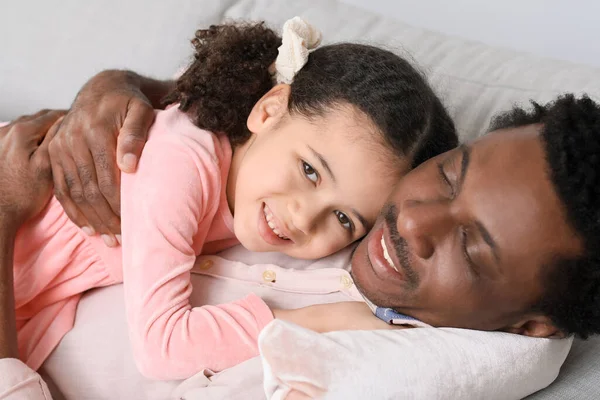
[
  {"x1": 381, "y1": 236, "x2": 399, "y2": 272},
  {"x1": 263, "y1": 206, "x2": 289, "y2": 240}
]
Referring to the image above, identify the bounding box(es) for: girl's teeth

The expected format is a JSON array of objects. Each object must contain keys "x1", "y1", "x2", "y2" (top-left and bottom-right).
[
  {"x1": 264, "y1": 210, "x2": 273, "y2": 222},
  {"x1": 381, "y1": 235, "x2": 399, "y2": 272},
  {"x1": 263, "y1": 205, "x2": 289, "y2": 240}
]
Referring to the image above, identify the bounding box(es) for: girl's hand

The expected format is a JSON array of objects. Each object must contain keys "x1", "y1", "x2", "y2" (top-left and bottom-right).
[{"x1": 273, "y1": 301, "x2": 404, "y2": 333}]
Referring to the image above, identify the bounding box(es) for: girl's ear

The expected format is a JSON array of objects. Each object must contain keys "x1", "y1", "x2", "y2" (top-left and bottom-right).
[{"x1": 247, "y1": 84, "x2": 291, "y2": 134}]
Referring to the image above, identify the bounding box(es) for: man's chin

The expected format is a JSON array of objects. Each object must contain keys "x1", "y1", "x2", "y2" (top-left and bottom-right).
[{"x1": 351, "y1": 232, "x2": 419, "y2": 312}]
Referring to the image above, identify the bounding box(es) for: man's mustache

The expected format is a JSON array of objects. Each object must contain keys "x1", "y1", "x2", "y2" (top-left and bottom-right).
[{"x1": 383, "y1": 203, "x2": 420, "y2": 289}]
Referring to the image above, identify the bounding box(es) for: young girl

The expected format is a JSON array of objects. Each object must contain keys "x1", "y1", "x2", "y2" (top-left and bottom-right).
[{"x1": 13, "y1": 18, "x2": 457, "y2": 378}]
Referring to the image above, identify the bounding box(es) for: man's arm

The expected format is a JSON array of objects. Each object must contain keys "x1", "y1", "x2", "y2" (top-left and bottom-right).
[
  {"x1": 0, "y1": 224, "x2": 18, "y2": 359},
  {"x1": 0, "y1": 111, "x2": 59, "y2": 400},
  {"x1": 83, "y1": 69, "x2": 175, "y2": 110},
  {"x1": 117, "y1": 70, "x2": 175, "y2": 109},
  {"x1": 0, "y1": 223, "x2": 55, "y2": 399},
  {"x1": 0, "y1": 110, "x2": 62, "y2": 358}
]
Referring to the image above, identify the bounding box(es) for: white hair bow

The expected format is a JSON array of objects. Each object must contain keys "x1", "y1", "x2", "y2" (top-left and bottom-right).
[{"x1": 274, "y1": 17, "x2": 322, "y2": 84}]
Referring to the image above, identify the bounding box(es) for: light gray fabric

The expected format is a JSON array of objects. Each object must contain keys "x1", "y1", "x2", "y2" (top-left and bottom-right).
[
  {"x1": 2, "y1": 0, "x2": 600, "y2": 398},
  {"x1": 222, "y1": 0, "x2": 600, "y2": 143},
  {"x1": 0, "y1": 0, "x2": 232, "y2": 120},
  {"x1": 3, "y1": 0, "x2": 600, "y2": 141},
  {"x1": 526, "y1": 337, "x2": 600, "y2": 400}
]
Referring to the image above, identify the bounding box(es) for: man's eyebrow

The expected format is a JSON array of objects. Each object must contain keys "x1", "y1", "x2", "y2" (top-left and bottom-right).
[
  {"x1": 461, "y1": 145, "x2": 500, "y2": 264},
  {"x1": 308, "y1": 145, "x2": 335, "y2": 183},
  {"x1": 475, "y1": 221, "x2": 501, "y2": 263},
  {"x1": 459, "y1": 144, "x2": 471, "y2": 187}
]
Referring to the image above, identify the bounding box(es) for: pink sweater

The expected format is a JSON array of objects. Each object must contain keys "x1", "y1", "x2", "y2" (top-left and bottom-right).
[{"x1": 13, "y1": 107, "x2": 274, "y2": 379}]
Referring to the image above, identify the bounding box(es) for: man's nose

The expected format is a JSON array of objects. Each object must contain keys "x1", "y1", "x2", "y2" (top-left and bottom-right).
[{"x1": 396, "y1": 200, "x2": 455, "y2": 259}]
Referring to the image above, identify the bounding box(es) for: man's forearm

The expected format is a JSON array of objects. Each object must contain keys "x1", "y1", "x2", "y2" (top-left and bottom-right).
[
  {"x1": 102, "y1": 70, "x2": 175, "y2": 109},
  {"x1": 136, "y1": 73, "x2": 176, "y2": 109},
  {"x1": 0, "y1": 222, "x2": 18, "y2": 359},
  {"x1": 80, "y1": 70, "x2": 176, "y2": 110}
]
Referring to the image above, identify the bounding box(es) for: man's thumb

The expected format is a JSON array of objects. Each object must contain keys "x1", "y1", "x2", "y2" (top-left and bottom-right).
[{"x1": 117, "y1": 101, "x2": 154, "y2": 173}]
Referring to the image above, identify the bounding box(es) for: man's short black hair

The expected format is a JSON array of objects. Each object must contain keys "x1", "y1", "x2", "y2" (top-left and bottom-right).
[{"x1": 490, "y1": 94, "x2": 600, "y2": 339}]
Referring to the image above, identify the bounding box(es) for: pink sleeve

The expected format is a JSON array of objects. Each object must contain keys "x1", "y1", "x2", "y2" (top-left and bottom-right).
[
  {"x1": 121, "y1": 132, "x2": 274, "y2": 380},
  {"x1": 0, "y1": 358, "x2": 53, "y2": 399}
]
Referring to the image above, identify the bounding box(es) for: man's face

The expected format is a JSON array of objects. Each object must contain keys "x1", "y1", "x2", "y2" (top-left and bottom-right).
[{"x1": 351, "y1": 124, "x2": 583, "y2": 333}]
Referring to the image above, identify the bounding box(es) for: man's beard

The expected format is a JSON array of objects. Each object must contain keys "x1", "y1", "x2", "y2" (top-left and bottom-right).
[
  {"x1": 350, "y1": 202, "x2": 419, "y2": 308},
  {"x1": 384, "y1": 203, "x2": 419, "y2": 289}
]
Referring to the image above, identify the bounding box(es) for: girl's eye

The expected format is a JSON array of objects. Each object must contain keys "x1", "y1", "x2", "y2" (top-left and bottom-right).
[
  {"x1": 335, "y1": 210, "x2": 352, "y2": 231},
  {"x1": 302, "y1": 161, "x2": 319, "y2": 184}
]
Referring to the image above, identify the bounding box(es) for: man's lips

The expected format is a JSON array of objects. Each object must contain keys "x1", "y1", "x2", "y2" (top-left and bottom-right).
[
  {"x1": 381, "y1": 233, "x2": 401, "y2": 273},
  {"x1": 366, "y1": 225, "x2": 406, "y2": 283}
]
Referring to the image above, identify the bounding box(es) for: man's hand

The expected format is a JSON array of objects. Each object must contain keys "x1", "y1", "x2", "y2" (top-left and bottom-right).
[
  {"x1": 49, "y1": 70, "x2": 156, "y2": 246},
  {"x1": 0, "y1": 110, "x2": 64, "y2": 229}
]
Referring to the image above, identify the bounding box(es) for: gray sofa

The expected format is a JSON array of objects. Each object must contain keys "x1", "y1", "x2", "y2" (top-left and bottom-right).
[{"x1": 2, "y1": 0, "x2": 599, "y2": 398}]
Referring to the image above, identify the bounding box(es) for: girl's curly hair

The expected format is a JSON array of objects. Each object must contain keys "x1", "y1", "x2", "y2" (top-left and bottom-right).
[
  {"x1": 163, "y1": 22, "x2": 280, "y2": 146},
  {"x1": 164, "y1": 21, "x2": 457, "y2": 163}
]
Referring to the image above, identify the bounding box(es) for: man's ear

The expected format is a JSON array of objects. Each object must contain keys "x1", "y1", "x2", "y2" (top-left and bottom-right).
[
  {"x1": 503, "y1": 315, "x2": 565, "y2": 338},
  {"x1": 247, "y1": 84, "x2": 291, "y2": 134}
]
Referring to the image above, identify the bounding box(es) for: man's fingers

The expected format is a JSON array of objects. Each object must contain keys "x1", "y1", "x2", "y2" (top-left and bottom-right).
[
  {"x1": 45, "y1": 115, "x2": 65, "y2": 143},
  {"x1": 28, "y1": 110, "x2": 67, "y2": 133},
  {"x1": 29, "y1": 109, "x2": 58, "y2": 120},
  {"x1": 116, "y1": 100, "x2": 154, "y2": 173},
  {"x1": 90, "y1": 140, "x2": 121, "y2": 217},
  {"x1": 51, "y1": 158, "x2": 93, "y2": 233},
  {"x1": 33, "y1": 117, "x2": 63, "y2": 184},
  {"x1": 76, "y1": 151, "x2": 122, "y2": 235},
  {"x1": 69, "y1": 142, "x2": 121, "y2": 239},
  {"x1": 11, "y1": 109, "x2": 53, "y2": 124},
  {"x1": 56, "y1": 152, "x2": 108, "y2": 236},
  {"x1": 19, "y1": 110, "x2": 67, "y2": 147},
  {"x1": 2, "y1": 110, "x2": 66, "y2": 146}
]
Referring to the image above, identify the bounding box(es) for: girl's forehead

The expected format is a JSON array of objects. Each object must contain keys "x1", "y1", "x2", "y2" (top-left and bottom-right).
[
  {"x1": 284, "y1": 112, "x2": 406, "y2": 182},
  {"x1": 288, "y1": 112, "x2": 383, "y2": 152},
  {"x1": 291, "y1": 102, "x2": 379, "y2": 136}
]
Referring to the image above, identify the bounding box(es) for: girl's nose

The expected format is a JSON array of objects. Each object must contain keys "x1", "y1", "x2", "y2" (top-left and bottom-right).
[{"x1": 288, "y1": 196, "x2": 322, "y2": 236}]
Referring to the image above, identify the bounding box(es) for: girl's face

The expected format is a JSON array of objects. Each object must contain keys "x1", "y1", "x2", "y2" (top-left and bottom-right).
[{"x1": 227, "y1": 85, "x2": 409, "y2": 260}]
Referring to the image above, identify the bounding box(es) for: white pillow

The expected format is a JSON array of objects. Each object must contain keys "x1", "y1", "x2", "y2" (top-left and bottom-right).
[{"x1": 259, "y1": 320, "x2": 572, "y2": 400}]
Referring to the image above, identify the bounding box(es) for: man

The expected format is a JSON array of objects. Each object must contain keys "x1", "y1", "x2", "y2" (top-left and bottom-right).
[
  {"x1": 351, "y1": 97, "x2": 600, "y2": 338},
  {"x1": 0, "y1": 77, "x2": 599, "y2": 398}
]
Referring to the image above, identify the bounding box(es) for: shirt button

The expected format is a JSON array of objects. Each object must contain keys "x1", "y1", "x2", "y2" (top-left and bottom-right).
[
  {"x1": 198, "y1": 259, "x2": 214, "y2": 270},
  {"x1": 262, "y1": 270, "x2": 276, "y2": 283},
  {"x1": 340, "y1": 275, "x2": 353, "y2": 289}
]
